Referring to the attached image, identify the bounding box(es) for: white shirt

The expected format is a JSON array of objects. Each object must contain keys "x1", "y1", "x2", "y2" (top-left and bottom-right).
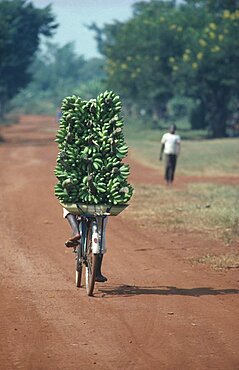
[{"x1": 161, "y1": 132, "x2": 180, "y2": 155}]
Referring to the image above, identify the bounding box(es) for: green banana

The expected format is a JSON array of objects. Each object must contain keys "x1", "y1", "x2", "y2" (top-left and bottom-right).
[{"x1": 54, "y1": 91, "x2": 134, "y2": 205}]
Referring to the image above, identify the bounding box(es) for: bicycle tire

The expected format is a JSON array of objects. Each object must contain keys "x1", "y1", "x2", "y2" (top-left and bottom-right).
[
  {"x1": 75, "y1": 245, "x2": 83, "y2": 288},
  {"x1": 76, "y1": 269, "x2": 82, "y2": 287},
  {"x1": 85, "y1": 253, "x2": 99, "y2": 296}
]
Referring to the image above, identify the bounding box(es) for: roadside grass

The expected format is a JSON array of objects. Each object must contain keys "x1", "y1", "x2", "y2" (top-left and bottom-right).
[
  {"x1": 127, "y1": 137, "x2": 239, "y2": 177},
  {"x1": 125, "y1": 123, "x2": 239, "y2": 177},
  {"x1": 125, "y1": 117, "x2": 209, "y2": 141},
  {"x1": 0, "y1": 113, "x2": 20, "y2": 126},
  {"x1": 0, "y1": 113, "x2": 20, "y2": 142},
  {"x1": 124, "y1": 123, "x2": 239, "y2": 269},
  {"x1": 124, "y1": 182, "x2": 239, "y2": 269},
  {"x1": 192, "y1": 254, "x2": 239, "y2": 271}
]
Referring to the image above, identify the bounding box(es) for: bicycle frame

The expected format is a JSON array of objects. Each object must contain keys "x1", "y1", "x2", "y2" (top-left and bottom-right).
[
  {"x1": 75, "y1": 213, "x2": 108, "y2": 295},
  {"x1": 62, "y1": 202, "x2": 128, "y2": 295},
  {"x1": 79, "y1": 214, "x2": 108, "y2": 255}
]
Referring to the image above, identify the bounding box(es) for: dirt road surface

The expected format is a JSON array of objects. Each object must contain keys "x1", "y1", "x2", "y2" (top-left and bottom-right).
[{"x1": 0, "y1": 116, "x2": 238, "y2": 370}]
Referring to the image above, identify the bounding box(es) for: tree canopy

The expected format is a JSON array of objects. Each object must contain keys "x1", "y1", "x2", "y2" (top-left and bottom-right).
[
  {"x1": 173, "y1": 0, "x2": 239, "y2": 136},
  {"x1": 0, "y1": 0, "x2": 57, "y2": 117},
  {"x1": 3, "y1": 0, "x2": 238, "y2": 137},
  {"x1": 92, "y1": 0, "x2": 239, "y2": 137}
]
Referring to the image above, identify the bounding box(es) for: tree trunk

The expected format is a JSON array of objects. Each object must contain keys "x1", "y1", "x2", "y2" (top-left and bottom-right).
[
  {"x1": 210, "y1": 106, "x2": 227, "y2": 137},
  {"x1": 209, "y1": 89, "x2": 229, "y2": 138}
]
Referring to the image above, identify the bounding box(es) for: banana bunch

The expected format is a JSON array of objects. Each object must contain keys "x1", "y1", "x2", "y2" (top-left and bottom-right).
[{"x1": 54, "y1": 90, "x2": 134, "y2": 205}]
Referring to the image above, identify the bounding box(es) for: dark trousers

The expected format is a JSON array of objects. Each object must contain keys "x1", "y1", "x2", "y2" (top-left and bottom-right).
[{"x1": 164, "y1": 154, "x2": 177, "y2": 183}]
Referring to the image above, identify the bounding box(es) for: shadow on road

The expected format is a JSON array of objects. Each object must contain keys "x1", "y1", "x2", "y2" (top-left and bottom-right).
[{"x1": 98, "y1": 285, "x2": 239, "y2": 298}]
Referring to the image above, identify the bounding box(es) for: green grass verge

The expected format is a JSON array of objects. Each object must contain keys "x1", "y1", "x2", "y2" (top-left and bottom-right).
[
  {"x1": 125, "y1": 124, "x2": 239, "y2": 270},
  {"x1": 192, "y1": 254, "x2": 239, "y2": 271},
  {"x1": 125, "y1": 125, "x2": 239, "y2": 177},
  {"x1": 125, "y1": 183, "x2": 239, "y2": 247}
]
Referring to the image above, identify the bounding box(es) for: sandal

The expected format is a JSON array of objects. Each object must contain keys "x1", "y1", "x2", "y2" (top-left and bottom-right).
[
  {"x1": 65, "y1": 239, "x2": 79, "y2": 248},
  {"x1": 65, "y1": 233, "x2": 81, "y2": 248}
]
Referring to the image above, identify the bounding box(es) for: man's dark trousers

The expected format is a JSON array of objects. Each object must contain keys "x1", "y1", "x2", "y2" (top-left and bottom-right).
[{"x1": 165, "y1": 154, "x2": 177, "y2": 183}]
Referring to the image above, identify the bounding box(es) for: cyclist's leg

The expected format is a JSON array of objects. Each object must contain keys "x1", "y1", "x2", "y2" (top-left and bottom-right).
[
  {"x1": 85, "y1": 219, "x2": 98, "y2": 296},
  {"x1": 95, "y1": 254, "x2": 107, "y2": 282},
  {"x1": 95, "y1": 217, "x2": 108, "y2": 282},
  {"x1": 63, "y1": 209, "x2": 81, "y2": 247}
]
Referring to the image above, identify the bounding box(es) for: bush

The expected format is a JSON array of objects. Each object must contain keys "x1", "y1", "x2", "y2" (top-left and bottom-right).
[{"x1": 168, "y1": 96, "x2": 191, "y2": 119}]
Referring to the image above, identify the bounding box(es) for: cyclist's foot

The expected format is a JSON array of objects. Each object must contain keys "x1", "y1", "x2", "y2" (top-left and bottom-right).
[
  {"x1": 95, "y1": 273, "x2": 108, "y2": 283},
  {"x1": 65, "y1": 240, "x2": 79, "y2": 248},
  {"x1": 65, "y1": 233, "x2": 81, "y2": 248}
]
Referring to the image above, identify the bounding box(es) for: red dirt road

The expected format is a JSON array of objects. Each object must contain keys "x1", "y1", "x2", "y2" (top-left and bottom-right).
[{"x1": 0, "y1": 116, "x2": 238, "y2": 370}]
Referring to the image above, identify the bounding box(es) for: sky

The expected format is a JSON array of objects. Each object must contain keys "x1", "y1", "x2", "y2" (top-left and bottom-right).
[{"x1": 31, "y1": 0, "x2": 142, "y2": 59}]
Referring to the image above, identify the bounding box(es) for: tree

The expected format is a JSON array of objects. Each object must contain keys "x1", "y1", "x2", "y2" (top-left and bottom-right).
[
  {"x1": 184, "y1": 0, "x2": 239, "y2": 12},
  {"x1": 92, "y1": 0, "x2": 239, "y2": 137},
  {"x1": 11, "y1": 42, "x2": 106, "y2": 114},
  {"x1": 171, "y1": 1, "x2": 239, "y2": 136},
  {"x1": 90, "y1": 1, "x2": 184, "y2": 121},
  {"x1": 0, "y1": 0, "x2": 57, "y2": 118}
]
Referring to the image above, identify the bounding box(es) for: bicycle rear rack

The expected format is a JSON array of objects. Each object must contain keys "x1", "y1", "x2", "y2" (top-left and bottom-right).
[{"x1": 60, "y1": 202, "x2": 128, "y2": 216}]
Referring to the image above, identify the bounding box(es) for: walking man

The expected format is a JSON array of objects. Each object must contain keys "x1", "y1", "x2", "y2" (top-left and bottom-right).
[{"x1": 159, "y1": 124, "x2": 181, "y2": 185}]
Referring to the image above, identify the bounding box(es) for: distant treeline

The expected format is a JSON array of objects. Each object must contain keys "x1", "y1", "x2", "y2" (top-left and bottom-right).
[{"x1": 1, "y1": 0, "x2": 239, "y2": 137}]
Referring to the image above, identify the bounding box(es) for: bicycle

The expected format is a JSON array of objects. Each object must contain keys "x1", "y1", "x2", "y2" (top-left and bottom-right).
[
  {"x1": 62, "y1": 203, "x2": 128, "y2": 296},
  {"x1": 75, "y1": 213, "x2": 108, "y2": 296}
]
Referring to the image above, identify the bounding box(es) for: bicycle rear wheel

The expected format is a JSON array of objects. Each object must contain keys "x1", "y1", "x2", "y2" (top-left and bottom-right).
[
  {"x1": 84, "y1": 220, "x2": 99, "y2": 296},
  {"x1": 85, "y1": 253, "x2": 99, "y2": 296},
  {"x1": 75, "y1": 245, "x2": 83, "y2": 288}
]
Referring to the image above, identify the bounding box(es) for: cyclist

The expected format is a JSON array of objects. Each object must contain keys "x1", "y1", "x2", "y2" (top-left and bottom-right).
[{"x1": 63, "y1": 208, "x2": 108, "y2": 282}]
